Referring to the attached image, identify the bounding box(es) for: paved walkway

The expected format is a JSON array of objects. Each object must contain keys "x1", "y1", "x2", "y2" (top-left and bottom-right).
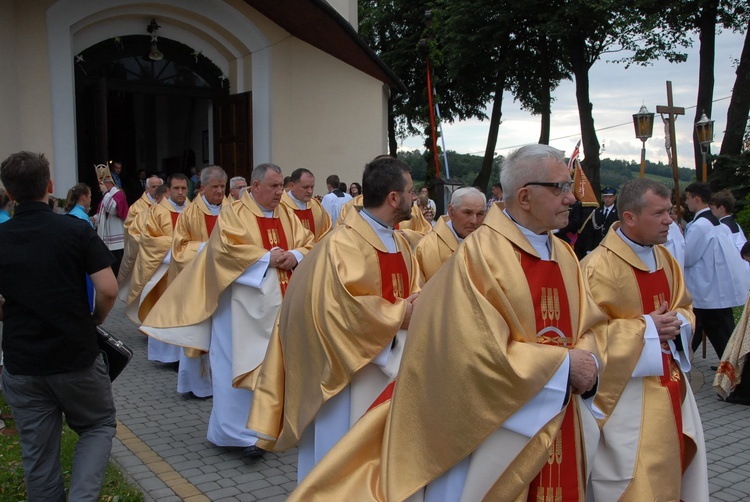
[{"x1": 104, "y1": 302, "x2": 750, "y2": 501}]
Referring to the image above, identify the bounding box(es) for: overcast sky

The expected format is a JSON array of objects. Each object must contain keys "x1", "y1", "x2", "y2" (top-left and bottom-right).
[{"x1": 400, "y1": 29, "x2": 747, "y2": 171}]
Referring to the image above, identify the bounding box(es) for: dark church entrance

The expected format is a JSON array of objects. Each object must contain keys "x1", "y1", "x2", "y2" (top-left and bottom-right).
[{"x1": 74, "y1": 35, "x2": 251, "y2": 205}]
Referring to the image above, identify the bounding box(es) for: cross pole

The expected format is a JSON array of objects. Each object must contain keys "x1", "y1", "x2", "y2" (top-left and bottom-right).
[{"x1": 656, "y1": 81, "x2": 685, "y2": 218}]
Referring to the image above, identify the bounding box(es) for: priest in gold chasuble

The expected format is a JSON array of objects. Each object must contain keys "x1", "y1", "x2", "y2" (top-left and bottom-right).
[
  {"x1": 339, "y1": 189, "x2": 431, "y2": 249},
  {"x1": 281, "y1": 168, "x2": 331, "y2": 243},
  {"x1": 141, "y1": 163, "x2": 313, "y2": 453},
  {"x1": 127, "y1": 174, "x2": 189, "y2": 366},
  {"x1": 414, "y1": 187, "x2": 486, "y2": 282},
  {"x1": 118, "y1": 182, "x2": 166, "y2": 302},
  {"x1": 249, "y1": 157, "x2": 420, "y2": 483},
  {"x1": 291, "y1": 144, "x2": 606, "y2": 501},
  {"x1": 336, "y1": 192, "x2": 362, "y2": 225},
  {"x1": 169, "y1": 166, "x2": 228, "y2": 400},
  {"x1": 118, "y1": 176, "x2": 163, "y2": 300},
  {"x1": 168, "y1": 167, "x2": 226, "y2": 281},
  {"x1": 581, "y1": 179, "x2": 708, "y2": 501}
]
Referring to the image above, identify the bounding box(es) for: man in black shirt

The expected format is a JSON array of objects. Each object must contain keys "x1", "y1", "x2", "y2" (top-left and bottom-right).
[{"x1": 0, "y1": 151, "x2": 118, "y2": 502}]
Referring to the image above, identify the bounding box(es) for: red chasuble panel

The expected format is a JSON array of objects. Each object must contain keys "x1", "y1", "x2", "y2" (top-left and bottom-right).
[
  {"x1": 170, "y1": 211, "x2": 179, "y2": 228},
  {"x1": 520, "y1": 252, "x2": 581, "y2": 502},
  {"x1": 632, "y1": 267, "x2": 685, "y2": 471},
  {"x1": 256, "y1": 215, "x2": 292, "y2": 296},
  {"x1": 204, "y1": 214, "x2": 218, "y2": 236},
  {"x1": 368, "y1": 380, "x2": 396, "y2": 412},
  {"x1": 294, "y1": 208, "x2": 315, "y2": 235},
  {"x1": 375, "y1": 250, "x2": 410, "y2": 303}
]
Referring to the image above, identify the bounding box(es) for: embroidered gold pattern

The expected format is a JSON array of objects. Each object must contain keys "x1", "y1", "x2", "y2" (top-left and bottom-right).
[
  {"x1": 277, "y1": 269, "x2": 289, "y2": 289},
  {"x1": 392, "y1": 273, "x2": 405, "y2": 299},
  {"x1": 653, "y1": 292, "x2": 666, "y2": 311},
  {"x1": 267, "y1": 228, "x2": 280, "y2": 247},
  {"x1": 553, "y1": 289, "x2": 560, "y2": 322},
  {"x1": 540, "y1": 287, "x2": 562, "y2": 326}
]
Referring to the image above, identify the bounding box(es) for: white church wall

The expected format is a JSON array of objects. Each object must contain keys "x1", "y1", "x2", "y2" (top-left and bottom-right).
[
  {"x1": 269, "y1": 37, "x2": 387, "y2": 194},
  {"x1": 1, "y1": 0, "x2": 388, "y2": 196},
  {"x1": 0, "y1": 0, "x2": 54, "y2": 178}
]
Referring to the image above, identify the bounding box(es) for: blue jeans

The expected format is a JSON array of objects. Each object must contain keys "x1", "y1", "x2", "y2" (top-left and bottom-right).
[{"x1": 2, "y1": 353, "x2": 117, "y2": 502}]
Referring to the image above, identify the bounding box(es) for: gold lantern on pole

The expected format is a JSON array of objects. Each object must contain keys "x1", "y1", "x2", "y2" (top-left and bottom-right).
[{"x1": 632, "y1": 105, "x2": 655, "y2": 178}]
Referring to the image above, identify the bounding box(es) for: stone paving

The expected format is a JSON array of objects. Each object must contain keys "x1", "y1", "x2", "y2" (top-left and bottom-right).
[{"x1": 103, "y1": 301, "x2": 750, "y2": 501}]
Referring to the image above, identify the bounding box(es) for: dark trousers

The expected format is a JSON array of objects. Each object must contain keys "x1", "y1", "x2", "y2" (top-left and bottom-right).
[
  {"x1": 2, "y1": 353, "x2": 116, "y2": 502},
  {"x1": 692, "y1": 307, "x2": 735, "y2": 359},
  {"x1": 730, "y1": 358, "x2": 750, "y2": 401},
  {"x1": 110, "y1": 248, "x2": 124, "y2": 278}
]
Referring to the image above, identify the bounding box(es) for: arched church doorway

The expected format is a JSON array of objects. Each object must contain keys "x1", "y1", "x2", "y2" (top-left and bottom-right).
[{"x1": 74, "y1": 34, "x2": 249, "y2": 205}]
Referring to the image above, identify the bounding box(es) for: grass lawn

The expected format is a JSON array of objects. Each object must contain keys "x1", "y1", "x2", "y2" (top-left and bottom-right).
[{"x1": 0, "y1": 391, "x2": 143, "y2": 501}]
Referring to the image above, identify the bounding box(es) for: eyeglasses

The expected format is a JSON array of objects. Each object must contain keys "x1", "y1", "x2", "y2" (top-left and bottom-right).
[{"x1": 523, "y1": 181, "x2": 574, "y2": 194}]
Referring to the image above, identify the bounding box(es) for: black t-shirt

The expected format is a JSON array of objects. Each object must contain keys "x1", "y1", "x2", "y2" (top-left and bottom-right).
[{"x1": 0, "y1": 201, "x2": 115, "y2": 375}]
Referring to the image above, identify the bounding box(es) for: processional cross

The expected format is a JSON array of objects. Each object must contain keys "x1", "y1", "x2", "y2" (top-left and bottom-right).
[{"x1": 656, "y1": 81, "x2": 685, "y2": 218}]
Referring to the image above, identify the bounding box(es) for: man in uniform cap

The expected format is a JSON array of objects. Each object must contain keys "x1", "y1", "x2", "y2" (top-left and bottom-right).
[{"x1": 592, "y1": 186, "x2": 619, "y2": 246}]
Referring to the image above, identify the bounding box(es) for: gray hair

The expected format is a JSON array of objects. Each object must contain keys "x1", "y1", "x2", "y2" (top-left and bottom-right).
[
  {"x1": 201, "y1": 165, "x2": 227, "y2": 186},
  {"x1": 451, "y1": 187, "x2": 486, "y2": 208},
  {"x1": 500, "y1": 144, "x2": 566, "y2": 199},
  {"x1": 229, "y1": 176, "x2": 246, "y2": 189},
  {"x1": 618, "y1": 178, "x2": 670, "y2": 216},
  {"x1": 251, "y1": 163, "x2": 282, "y2": 184},
  {"x1": 147, "y1": 176, "x2": 163, "y2": 188}
]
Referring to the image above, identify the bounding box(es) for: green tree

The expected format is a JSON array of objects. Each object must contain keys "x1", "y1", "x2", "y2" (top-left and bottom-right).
[
  {"x1": 435, "y1": 0, "x2": 569, "y2": 191},
  {"x1": 719, "y1": 17, "x2": 750, "y2": 159},
  {"x1": 359, "y1": 0, "x2": 433, "y2": 155},
  {"x1": 359, "y1": 0, "x2": 488, "y2": 170},
  {"x1": 540, "y1": 0, "x2": 691, "y2": 197}
]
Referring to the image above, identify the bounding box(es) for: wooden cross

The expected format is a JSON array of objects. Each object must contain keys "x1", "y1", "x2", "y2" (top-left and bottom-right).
[{"x1": 656, "y1": 81, "x2": 685, "y2": 217}]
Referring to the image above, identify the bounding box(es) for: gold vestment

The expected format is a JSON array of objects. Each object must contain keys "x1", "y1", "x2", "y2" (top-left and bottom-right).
[
  {"x1": 140, "y1": 192, "x2": 314, "y2": 388},
  {"x1": 414, "y1": 215, "x2": 458, "y2": 282},
  {"x1": 280, "y1": 191, "x2": 331, "y2": 243},
  {"x1": 291, "y1": 207, "x2": 605, "y2": 501},
  {"x1": 581, "y1": 225, "x2": 708, "y2": 501},
  {"x1": 249, "y1": 207, "x2": 419, "y2": 451},
  {"x1": 169, "y1": 194, "x2": 221, "y2": 281},
  {"x1": 126, "y1": 197, "x2": 187, "y2": 322},
  {"x1": 118, "y1": 192, "x2": 153, "y2": 286}
]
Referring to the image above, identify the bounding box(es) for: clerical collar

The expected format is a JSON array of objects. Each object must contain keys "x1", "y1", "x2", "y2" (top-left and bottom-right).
[
  {"x1": 694, "y1": 207, "x2": 710, "y2": 217},
  {"x1": 617, "y1": 227, "x2": 656, "y2": 272},
  {"x1": 288, "y1": 192, "x2": 307, "y2": 210},
  {"x1": 147, "y1": 193, "x2": 156, "y2": 204},
  {"x1": 360, "y1": 208, "x2": 393, "y2": 230},
  {"x1": 720, "y1": 215, "x2": 731, "y2": 222},
  {"x1": 617, "y1": 227, "x2": 652, "y2": 249},
  {"x1": 250, "y1": 194, "x2": 274, "y2": 217},
  {"x1": 201, "y1": 195, "x2": 222, "y2": 215},
  {"x1": 360, "y1": 208, "x2": 397, "y2": 253},
  {"x1": 504, "y1": 209, "x2": 551, "y2": 260},
  {"x1": 169, "y1": 198, "x2": 186, "y2": 213},
  {"x1": 446, "y1": 220, "x2": 463, "y2": 243}
]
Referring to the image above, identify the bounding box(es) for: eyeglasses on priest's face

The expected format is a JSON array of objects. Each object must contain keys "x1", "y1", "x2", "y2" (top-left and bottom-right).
[{"x1": 523, "y1": 181, "x2": 574, "y2": 195}]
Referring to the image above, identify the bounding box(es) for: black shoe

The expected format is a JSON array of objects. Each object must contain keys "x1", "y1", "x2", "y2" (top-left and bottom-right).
[
  {"x1": 726, "y1": 394, "x2": 750, "y2": 406},
  {"x1": 242, "y1": 445, "x2": 265, "y2": 459}
]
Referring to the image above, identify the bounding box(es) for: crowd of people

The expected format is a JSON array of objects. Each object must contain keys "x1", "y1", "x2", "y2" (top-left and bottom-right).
[{"x1": 1, "y1": 144, "x2": 749, "y2": 500}]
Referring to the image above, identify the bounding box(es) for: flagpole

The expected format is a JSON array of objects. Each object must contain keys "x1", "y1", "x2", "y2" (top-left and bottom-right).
[
  {"x1": 425, "y1": 59, "x2": 441, "y2": 179},
  {"x1": 435, "y1": 100, "x2": 450, "y2": 179}
]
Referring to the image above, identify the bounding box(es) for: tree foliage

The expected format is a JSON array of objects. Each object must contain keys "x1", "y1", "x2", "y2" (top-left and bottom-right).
[
  {"x1": 398, "y1": 149, "x2": 502, "y2": 189},
  {"x1": 360, "y1": 0, "x2": 707, "y2": 195}
]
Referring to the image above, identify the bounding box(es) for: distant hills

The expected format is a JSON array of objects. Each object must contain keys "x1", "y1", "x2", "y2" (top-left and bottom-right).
[{"x1": 399, "y1": 149, "x2": 695, "y2": 192}]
